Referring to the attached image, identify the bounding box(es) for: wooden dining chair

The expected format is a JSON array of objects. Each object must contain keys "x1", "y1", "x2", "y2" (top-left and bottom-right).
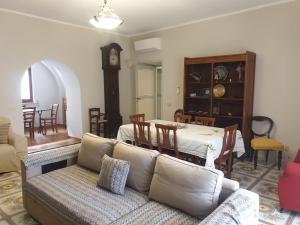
[
  {"x1": 133, "y1": 121, "x2": 153, "y2": 149},
  {"x1": 174, "y1": 114, "x2": 192, "y2": 123},
  {"x1": 89, "y1": 108, "x2": 107, "y2": 137},
  {"x1": 129, "y1": 114, "x2": 145, "y2": 123},
  {"x1": 195, "y1": 116, "x2": 216, "y2": 126},
  {"x1": 155, "y1": 123, "x2": 181, "y2": 159},
  {"x1": 214, "y1": 124, "x2": 238, "y2": 178},
  {"x1": 41, "y1": 104, "x2": 59, "y2": 135},
  {"x1": 23, "y1": 107, "x2": 36, "y2": 138}
]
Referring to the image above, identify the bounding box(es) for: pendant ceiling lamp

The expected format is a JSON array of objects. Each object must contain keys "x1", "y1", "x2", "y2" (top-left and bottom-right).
[{"x1": 89, "y1": 0, "x2": 123, "y2": 30}]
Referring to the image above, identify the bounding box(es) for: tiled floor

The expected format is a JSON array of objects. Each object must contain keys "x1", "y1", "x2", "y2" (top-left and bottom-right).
[{"x1": 0, "y1": 160, "x2": 299, "y2": 225}]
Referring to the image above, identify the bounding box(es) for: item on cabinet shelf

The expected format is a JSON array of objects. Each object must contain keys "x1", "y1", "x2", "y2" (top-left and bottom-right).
[
  {"x1": 189, "y1": 72, "x2": 202, "y2": 81},
  {"x1": 213, "y1": 84, "x2": 226, "y2": 97},
  {"x1": 214, "y1": 66, "x2": 228, "y2": 81},
  {"x1": 212, "y1": 106, "x2": 220, "y2": 115},
  {"x1": 197, "y1": 110, "x2": 208, "y2": 115},
  {"x1": 228, "y1": 112, "x2": 232, "y2": 116},
  {"x1": 196, "y1": 88, "x2": 210, "y2": 97},
  {"x1": 236, "y1": 63, "x2": 243, "y2": 81},
  {"x1": 190, "y1": 93, "x2": 197, "y2": 97}
]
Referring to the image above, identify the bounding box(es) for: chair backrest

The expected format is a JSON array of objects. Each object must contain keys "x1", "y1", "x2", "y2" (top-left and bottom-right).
[
  {"x1": 129, "y1": 114, "x2": 145, "y2": 123},
  {"x1": 51, "y1": 104, "x2": 59, "y2": 119},
  {"x1": 195, "y1": 116, "x2": 216, "y2": 127},
  {"x1": 174, "y1": 114, "x2": 192, "y2": 123},
  {"x1": 250, "y1": 116, "x2": 274, "y2": 138},
  {"x1": 89, "y1": 108, "x2": 100, "y2": 122},
  {"x1": 219, "y1": 124, "x2": 238, "y2": 158},
  {"x1": 133, "y1": 121, "x2": 152, "y2": 149},
  {"x1": 23, "y1": 107, "x2": 36, "y2": 123},
  {"x1": 155, "y1": 123, "x2": 179, "y2": 157}
]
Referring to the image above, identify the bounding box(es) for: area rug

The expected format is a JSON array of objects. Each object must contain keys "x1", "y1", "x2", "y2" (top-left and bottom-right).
[{"x1": 0, "y1": 160, "x2": 299, "y2": 225}]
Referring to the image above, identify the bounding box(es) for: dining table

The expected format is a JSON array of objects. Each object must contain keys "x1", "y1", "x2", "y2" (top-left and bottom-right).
[{"x1": 117, "y1": 119, "x2": 245, "y2": 168}]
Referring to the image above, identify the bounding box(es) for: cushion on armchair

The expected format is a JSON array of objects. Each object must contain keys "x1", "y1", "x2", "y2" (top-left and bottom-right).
[{"x1": 0, "y1": 121, "x2": 10, "y2": 144}]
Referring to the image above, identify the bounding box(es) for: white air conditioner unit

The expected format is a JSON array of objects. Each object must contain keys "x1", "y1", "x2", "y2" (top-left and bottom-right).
[{"x1": 134, "y1": 38, "x2": 161, "y2": 52}]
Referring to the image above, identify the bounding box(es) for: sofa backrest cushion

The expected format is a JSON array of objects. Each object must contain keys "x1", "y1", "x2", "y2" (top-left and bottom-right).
[
  {"x1": 149, "y1": 154, "x2": 224, "y2": 218},
  {"x1": 0, "y1": 118, "x2": 10, "y2": 144},
  {"x1": 113, "y1": 142, "x2": 160, "y2": 193},
  {"x1": 78, "y1": 133, "x2": 115, "y2": 172}
]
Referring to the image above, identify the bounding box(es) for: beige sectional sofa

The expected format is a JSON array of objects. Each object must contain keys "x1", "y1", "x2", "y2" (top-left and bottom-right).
[{"x1": 21, "y1": 133, "x2": 259, "y2": 225}]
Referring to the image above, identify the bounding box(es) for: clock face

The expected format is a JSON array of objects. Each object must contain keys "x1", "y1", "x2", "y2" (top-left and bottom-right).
[{"x1": 109, "y1": 48, "x2": 119, "y2": 66}]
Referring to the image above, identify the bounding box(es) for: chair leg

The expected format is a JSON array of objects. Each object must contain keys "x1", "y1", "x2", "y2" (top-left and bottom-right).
[
  {"x1": 265, "y1": 150, "x2": 269, "y2": 164},
  {"x1": 278, "y1": 151, "x2": 282, "y2": 170},
  {"x1": 52, "y1": 120, "x2": 54, "y2": 132},
  {"x1": 254, "y1": 151, "x2": 258, "y2": 169}
]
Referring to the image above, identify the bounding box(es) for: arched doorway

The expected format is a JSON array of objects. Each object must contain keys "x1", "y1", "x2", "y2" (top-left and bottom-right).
[{"x1": 20, "y1": 59, "x2": 82, "y2": 150}]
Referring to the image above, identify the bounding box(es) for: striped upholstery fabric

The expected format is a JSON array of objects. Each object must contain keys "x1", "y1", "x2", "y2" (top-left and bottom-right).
[
  {"x1": 23, "y1": 144, "x2": 81, "y2": 168},
  {"x1": 25, "y1": 165, "x2": 148, "y2": 225},
  {"x1": 198, "y1": 189, "x2": 259, "y2": 225},
  {"x1": 111, "y1": 201, "x2": 200, "y2": 225},
  {"x1": 98, "y1": 155, "x2": 130, "y2": 195},
  {"x1": 0, "y1": 122, "x2": 10, "y2": 144}
]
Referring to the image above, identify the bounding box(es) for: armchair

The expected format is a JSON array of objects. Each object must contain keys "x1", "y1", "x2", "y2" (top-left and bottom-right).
[
  {"x1": 278, "y1": 149, "x2": 300, "y2": 212},
  {"x1": 0, "y1": 117, "x2": 28, "y2": 173}
]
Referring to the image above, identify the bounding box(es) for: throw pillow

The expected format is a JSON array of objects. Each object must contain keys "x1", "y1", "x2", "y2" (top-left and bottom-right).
[
  {"x1": 0, "y1": 122, "x2": 10, "y2": 144},
  {"x1": 98, "y1": 154, "x2": 130, "y2": 195}
]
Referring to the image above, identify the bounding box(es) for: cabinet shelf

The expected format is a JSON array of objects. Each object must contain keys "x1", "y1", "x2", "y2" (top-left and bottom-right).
[
  {"x1": 190, "y1": 82, "x2": 211, "y2": 85},
  {"x1": 213, "y1": 81, "x2": 244, "y2": 84},
  {"x1": 185, "y1": 96, "x2": 210, "y2": 100},
  {"x1": 214, "y1": 115, "x2": 243, "y2": 119},
  {"x1": 213, "y1": 97, "x2": 244, "y2": 102}
]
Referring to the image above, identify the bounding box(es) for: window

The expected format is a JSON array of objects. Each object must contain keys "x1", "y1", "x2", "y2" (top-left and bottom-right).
[{"x1": 21, "y1": 68, "x2": 33, "y2": 103}]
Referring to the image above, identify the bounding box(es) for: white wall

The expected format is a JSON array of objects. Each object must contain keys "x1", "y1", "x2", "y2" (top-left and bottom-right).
[
  {"x1": 132, "y1": 1, "x2": 300, "y2": 160},
  {"x1": 30, "y1": 62, "x2": 65, "y2": 125},
  {"x1": 0, "y1": 11, "x2": 135, "y2": 137}
]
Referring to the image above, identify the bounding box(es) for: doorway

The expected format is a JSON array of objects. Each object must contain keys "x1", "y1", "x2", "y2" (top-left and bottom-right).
[
  {"x1": 135, "y1": 64, "x2": 162, "y2": 120},
  {"x1": 20, "y1": 59, "x2": 82, "y2": 152}
]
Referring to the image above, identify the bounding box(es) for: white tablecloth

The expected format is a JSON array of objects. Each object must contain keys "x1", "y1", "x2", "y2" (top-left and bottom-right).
[{"x1": 117, "y1": 119, "x2": 245, "y2": 168}]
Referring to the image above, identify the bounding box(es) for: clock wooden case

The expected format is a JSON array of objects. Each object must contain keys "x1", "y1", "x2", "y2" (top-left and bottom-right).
[{"x1": 101, "y1": 43, "x2": 123, "y2": 138}]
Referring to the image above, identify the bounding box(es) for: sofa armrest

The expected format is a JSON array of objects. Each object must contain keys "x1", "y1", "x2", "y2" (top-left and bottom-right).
[
  {"x1": 8, "y1": 132, "x2": 28, "y2": 160},
  {"x1": 198, "y1": 189, "x2": 259, "y2": 225},
  {"x1": 21, "y1": 144, "x2": 81, "y2": 184},
  {"x1": 219, "y1": 178, "x2": 239, "y2": 204}
]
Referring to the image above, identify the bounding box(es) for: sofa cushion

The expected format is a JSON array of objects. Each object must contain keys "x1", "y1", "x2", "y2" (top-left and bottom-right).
[
  {"x1": 111, "y1": 201, "x2": 200, "y2": 225},
  {"x1": 113, "y1": 142, "x2": 160, "y2": 193},
  {"x1": 98, "y1": 155, "x2": 130, "y2": 195},
  {"x1": 149, "y1": 154, "x2": 224, "y2": 218},
  {"x1": 25, "y1": 165, "x2": 148, "y2": 225},
  {"x1": 78, "y1": 133, "x2": 115, "y2": 172},
  {"x1": 0, "y1": 121, "x2": 10, "y2": 144}
]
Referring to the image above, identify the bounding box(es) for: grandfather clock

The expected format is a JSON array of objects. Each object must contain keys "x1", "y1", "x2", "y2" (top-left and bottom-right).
[{"x1": 100, "y1": 43, "x2": 123, "y2": 138}]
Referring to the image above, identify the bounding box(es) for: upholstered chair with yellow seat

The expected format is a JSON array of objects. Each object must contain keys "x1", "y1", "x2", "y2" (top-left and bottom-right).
[
  {"x1": 0, "y1": 116, "x2": 28, "y2": 173},
  {"x1": 250, "y1": 116, "x2": 284, "y2": 170}
]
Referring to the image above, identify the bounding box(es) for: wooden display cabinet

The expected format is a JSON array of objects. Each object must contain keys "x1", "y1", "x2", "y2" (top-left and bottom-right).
[{"x1": 183, "y1": 51, "x2": 256, "y2": 153}]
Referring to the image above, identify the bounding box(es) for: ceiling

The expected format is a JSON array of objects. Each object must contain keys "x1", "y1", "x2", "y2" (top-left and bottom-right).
[{"x1": 0, "y1": 0, "x2": 290, "y2": 36}]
